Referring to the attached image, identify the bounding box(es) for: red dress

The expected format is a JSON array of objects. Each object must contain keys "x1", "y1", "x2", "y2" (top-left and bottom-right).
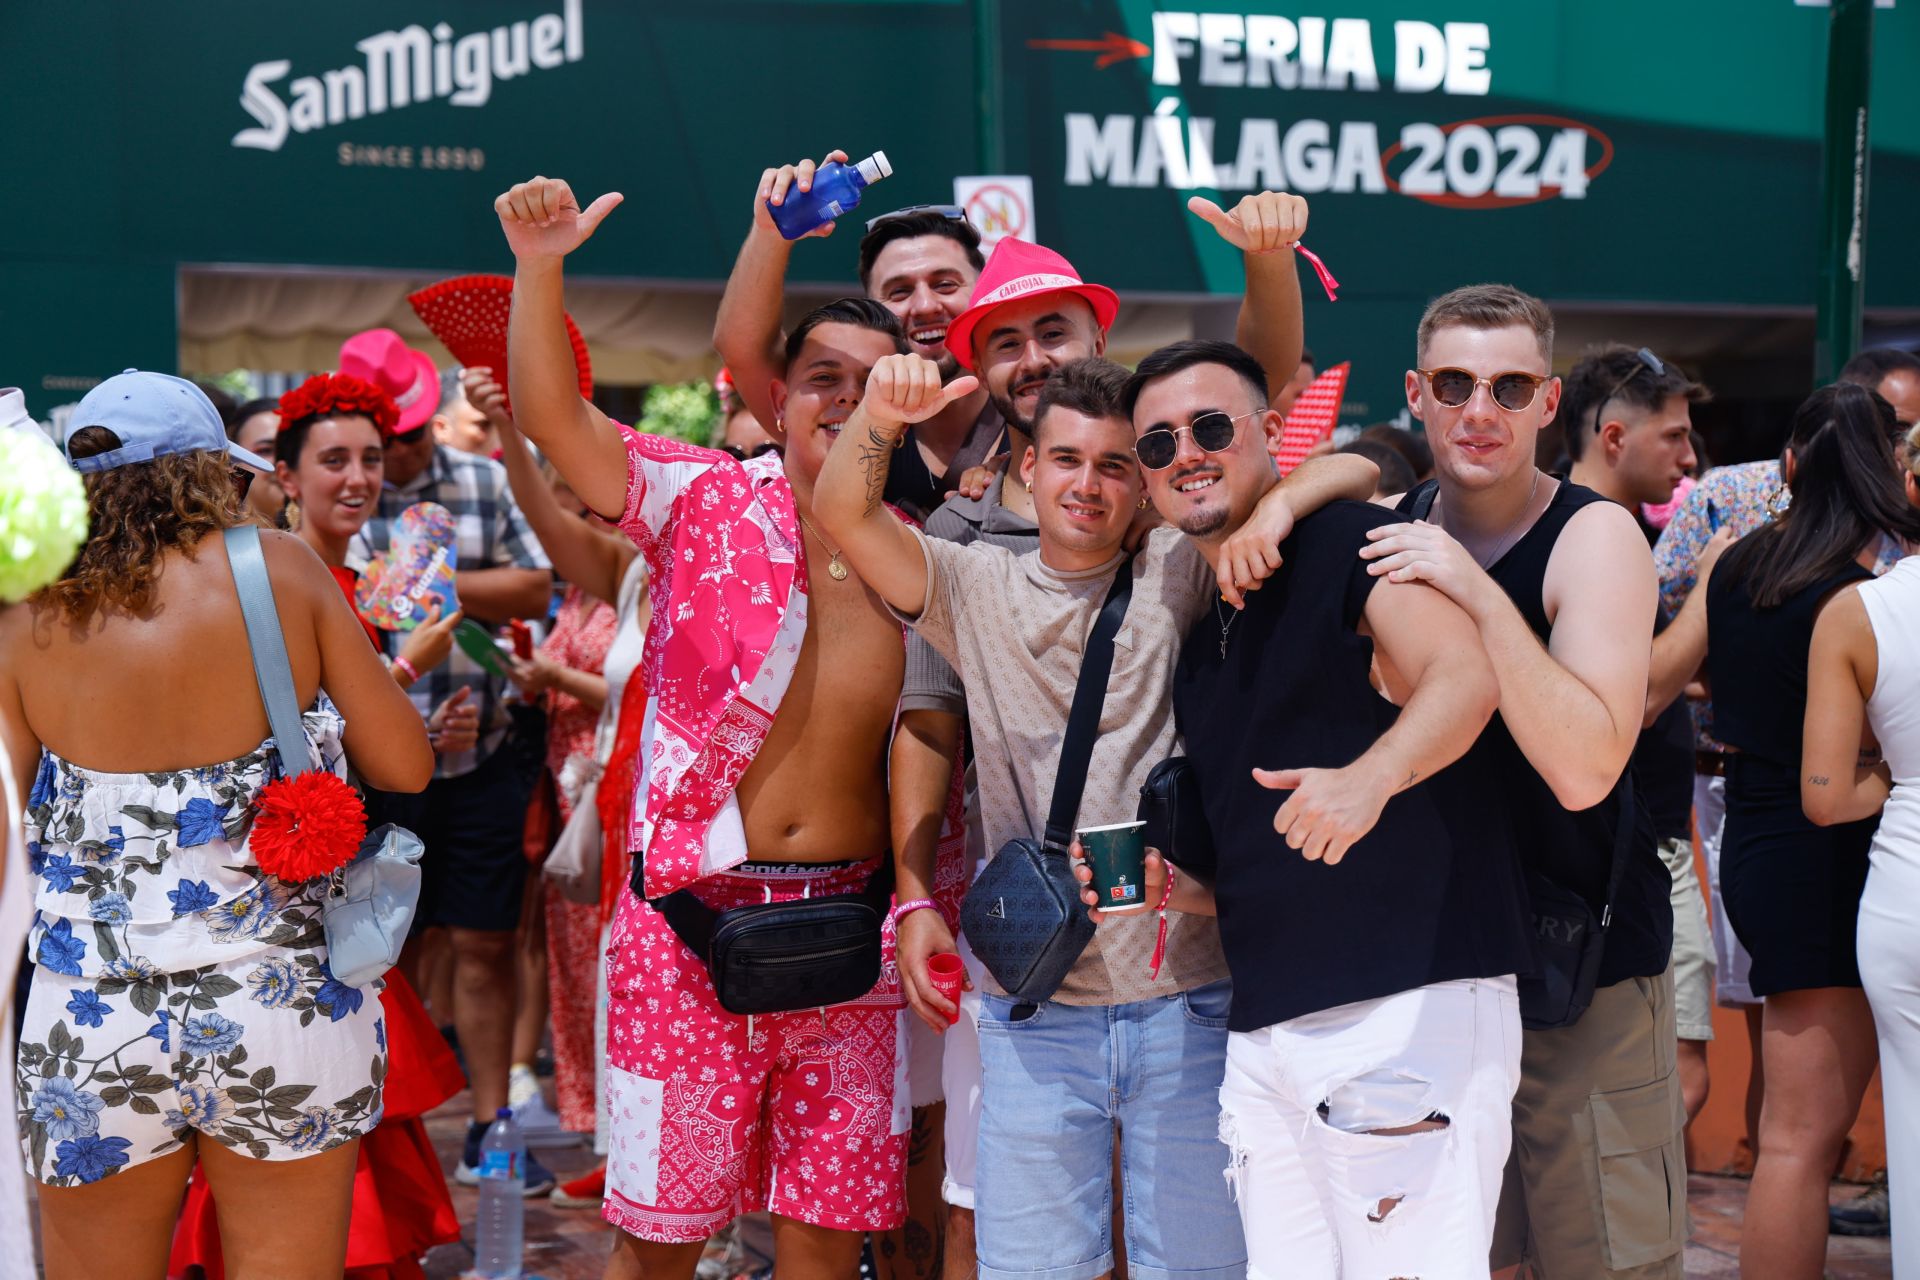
[{"x1": 167, "y1": 567, "x2": 466, "y2": 1280}]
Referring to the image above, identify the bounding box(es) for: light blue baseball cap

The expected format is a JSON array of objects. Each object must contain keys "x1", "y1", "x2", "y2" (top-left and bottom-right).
[{"x1": 64, "y1": 370, "x2": 271, "y2": 474}]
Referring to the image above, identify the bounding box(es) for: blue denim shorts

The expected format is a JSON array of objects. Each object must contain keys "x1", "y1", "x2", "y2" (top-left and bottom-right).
[{"x1": 974, "y1": 979, "x2": 1244, "y2": 1280}]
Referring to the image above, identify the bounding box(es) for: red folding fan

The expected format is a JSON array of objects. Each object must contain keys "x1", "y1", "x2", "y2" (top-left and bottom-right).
[
  {"x1": 407, "y1": 274, "x2": 592, "y2": 411},
  {"x1": 1274, "y1": 361, "x2": 1350, "y2": 476}
]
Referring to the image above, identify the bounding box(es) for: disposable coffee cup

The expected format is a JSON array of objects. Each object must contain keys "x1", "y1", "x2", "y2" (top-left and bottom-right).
[
  {"x1": 1077, "y1": 820, "x2": 1150, "y2": 912},
  {"x1": 928, "y1": 952, "x2": 965, "y2": 1024}
]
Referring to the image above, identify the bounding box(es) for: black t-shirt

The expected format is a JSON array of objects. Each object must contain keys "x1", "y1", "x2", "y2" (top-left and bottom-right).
[
  {"x1": 1397, "y1": 480, "x2": 1673, "y2": 987},
  {"x1": 1173, "y1": 501, "x2": 1534, "y2": 1032},
  {"x1": 1631, "y1": 515, "x2": 1695, "y2": 841},
  {"x1": 1633, "y1": 614, "x2": 1696, "y2": 842}
]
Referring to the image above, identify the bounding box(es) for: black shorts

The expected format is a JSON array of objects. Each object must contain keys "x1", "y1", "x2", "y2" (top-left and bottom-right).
[{"x1": 367, "y1": 742, "x2": 531, "y2": 934}]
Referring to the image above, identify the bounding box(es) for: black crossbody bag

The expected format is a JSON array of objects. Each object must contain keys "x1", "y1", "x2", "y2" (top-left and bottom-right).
[
  {"x1": 1136, "y1": 757, "x2": 1217, "y2": 881},
  {"x1": 1405, "y1": 481, "x2": 1635, "y2": 1030},
  {"x1": 638, "y1": 858, "x2": 894, "y2": 1017},
  {"x1": 960, "y1": 559, "x2": 1134, "y2": 1003}
]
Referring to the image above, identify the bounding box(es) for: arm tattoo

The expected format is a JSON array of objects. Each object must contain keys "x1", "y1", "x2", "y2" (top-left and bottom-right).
[
  {"x1": 1808, "y1": 775, "x2": 1831, "y2": 786},
  {"x1": 856, "y1": 426, "x2": 894, "y2": 516}
]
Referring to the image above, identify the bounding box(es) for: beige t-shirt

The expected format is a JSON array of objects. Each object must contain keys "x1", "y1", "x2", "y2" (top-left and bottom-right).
[{"x1": 904, "y1": 526, "x2": 1230, "y2": 1005}]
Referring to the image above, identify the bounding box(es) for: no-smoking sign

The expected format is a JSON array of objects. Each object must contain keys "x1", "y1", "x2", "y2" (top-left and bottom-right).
[{"x1": 954, "y1": 175, "x2": 1036, "y2": 250}]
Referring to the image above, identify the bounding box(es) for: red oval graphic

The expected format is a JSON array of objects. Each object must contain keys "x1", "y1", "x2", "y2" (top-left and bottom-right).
[{"x1": 1379, "y1": 114, "x2": 1615, "y2": 210}]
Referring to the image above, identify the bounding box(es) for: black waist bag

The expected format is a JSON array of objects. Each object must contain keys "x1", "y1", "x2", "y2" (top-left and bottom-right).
[
  {"x1": 1136, "y1": 757, "x2": 1217, "y2": 881},
  {"x1": 1518, "y1": 777, "x2": 1635, "y2": 1030},
  {"x1": 640, "y1": 861, "x2": 893, "y2": 1016},
  {"x1": 962, "y1": 559, "x2": 1134, "y2": 1004}
]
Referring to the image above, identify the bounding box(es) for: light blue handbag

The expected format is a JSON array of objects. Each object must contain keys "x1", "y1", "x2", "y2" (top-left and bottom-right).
[{"x1": 226, "y1": 524, "x2": 424, "y2": 988}]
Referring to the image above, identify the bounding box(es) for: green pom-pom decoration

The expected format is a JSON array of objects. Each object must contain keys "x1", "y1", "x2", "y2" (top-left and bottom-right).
[{"x1": 0, "y1": 429, "x2": 89, "y2": 603}]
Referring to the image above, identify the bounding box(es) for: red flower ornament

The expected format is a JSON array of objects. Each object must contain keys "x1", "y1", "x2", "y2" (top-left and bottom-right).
[{"x1": 250, "y1": 772, "x2": 367, "y2": 882}]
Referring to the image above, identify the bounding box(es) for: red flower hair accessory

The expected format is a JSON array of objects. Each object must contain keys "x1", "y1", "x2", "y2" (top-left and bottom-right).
[
  {"x1": 249, "y1": 771, "x2": 368, "y2": 882},
  {"x1": 276, "y1": 373, "x2": 400, "y2": 439}
]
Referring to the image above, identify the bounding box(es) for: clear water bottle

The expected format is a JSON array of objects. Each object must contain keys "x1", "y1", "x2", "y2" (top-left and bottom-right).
[
  {"x1": 767, "y1": 151, "x2": 892, "y2": 239},
  {"x1": 473, "y1": 1107, "x2": 525, "y2": 1280}
]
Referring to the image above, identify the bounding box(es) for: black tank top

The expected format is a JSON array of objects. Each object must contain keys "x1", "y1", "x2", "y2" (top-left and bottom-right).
[
  {"x1": 1706, "y1": 552, "x2": 1872, "y2": 769},
  {"x1": 1401, "y1": 478, "x2": 1673, "y2": 986}
]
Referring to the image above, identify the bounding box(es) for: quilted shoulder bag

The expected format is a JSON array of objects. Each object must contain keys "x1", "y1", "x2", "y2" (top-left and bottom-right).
[
  {"x1": 960, "y1": 558, "x2": 1134, "y2": 1003},
  {"x1": 227, "y1": 524, "x2": 424, "y2": 989}
]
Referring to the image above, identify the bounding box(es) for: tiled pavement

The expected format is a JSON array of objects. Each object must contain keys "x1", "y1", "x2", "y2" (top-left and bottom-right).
[{"x1": 416, "y1": 1087, "x2": 1894, "y2": 1280}]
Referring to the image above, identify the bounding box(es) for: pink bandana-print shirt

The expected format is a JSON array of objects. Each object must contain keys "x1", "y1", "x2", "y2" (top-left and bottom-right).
[{"x1": 612, "y1": 428, "x2": 967, "y2": 998}]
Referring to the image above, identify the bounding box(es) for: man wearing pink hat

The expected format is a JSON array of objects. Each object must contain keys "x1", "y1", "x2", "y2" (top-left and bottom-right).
[
  {"x1": 340, "y1": 327, "x2": 559, "y2": 1191},
  {"x1": 715, "y1": 159, "x2": 1321, "y2": 1272}
]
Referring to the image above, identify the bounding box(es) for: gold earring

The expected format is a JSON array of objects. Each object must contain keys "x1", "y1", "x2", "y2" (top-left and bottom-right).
[
  {"x1": 1138, "y1": 497, "x2": 1150, "y2": 510},
  {"x1": 1024, "y1": 479, "x2": 1033, "y2": 493}
]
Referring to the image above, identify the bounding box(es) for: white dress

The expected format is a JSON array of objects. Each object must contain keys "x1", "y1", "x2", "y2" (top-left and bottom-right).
[
  {"x1": 1, "y1": 739, "x2": 37, "y2": 1279},
  {"x1": 1856, "y1": 555, "x2": 1920, "y2": 1276}
]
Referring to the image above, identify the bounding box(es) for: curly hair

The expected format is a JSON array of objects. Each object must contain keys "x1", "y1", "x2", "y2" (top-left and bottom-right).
[{"x1": 34, "y1": 428, "x2": 244, "y2": 624}]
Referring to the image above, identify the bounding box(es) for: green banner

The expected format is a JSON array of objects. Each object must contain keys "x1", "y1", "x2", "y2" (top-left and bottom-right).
[{"x1": 2, "y1": 1, "x2": 1915, "y2": 417}]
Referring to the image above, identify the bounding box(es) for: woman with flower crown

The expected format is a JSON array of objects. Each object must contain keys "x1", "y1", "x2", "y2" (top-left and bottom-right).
[{"x1": 1, "y1": 371, "x2": 433, "y2": 1279}]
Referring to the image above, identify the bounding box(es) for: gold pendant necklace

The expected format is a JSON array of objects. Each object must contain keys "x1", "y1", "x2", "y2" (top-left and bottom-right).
[{"x1": 796, "y1": 512, "x2": 849, "y2": 581}]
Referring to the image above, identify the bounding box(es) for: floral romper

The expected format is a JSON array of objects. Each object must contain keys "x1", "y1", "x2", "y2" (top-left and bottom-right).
[{"x1": 15, "y1": 694, "x2": 387, "y2": 1187}]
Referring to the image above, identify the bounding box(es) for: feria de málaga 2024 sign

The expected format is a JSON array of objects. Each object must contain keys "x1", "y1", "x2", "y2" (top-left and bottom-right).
[{"x1": 1054, "y1": 11, "x2": 1610, "y2": 209}]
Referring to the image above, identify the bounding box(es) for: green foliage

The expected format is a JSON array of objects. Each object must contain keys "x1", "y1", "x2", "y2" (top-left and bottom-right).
[{"x1": 637, "y1": 381, "x2": 722, "y2": 446}]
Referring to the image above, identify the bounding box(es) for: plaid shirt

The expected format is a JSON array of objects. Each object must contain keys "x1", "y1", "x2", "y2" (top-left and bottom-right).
[
  {"x1": 1654, "y1": 460, "x2": 1903, "y2": 753},
  {"x1": 348, "y1": 445, "x2": 550, "y2": 778}
]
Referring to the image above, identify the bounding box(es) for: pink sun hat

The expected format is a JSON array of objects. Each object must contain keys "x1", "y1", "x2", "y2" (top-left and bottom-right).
[
  {"x1": 943, "y1": 238, "x2": 1120, "y2": 373},
  {"x1": 338, "y1": 328, "x2": 440, "y2": 435}
]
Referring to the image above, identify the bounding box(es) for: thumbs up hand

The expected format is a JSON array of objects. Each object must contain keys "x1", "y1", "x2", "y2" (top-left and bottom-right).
[
  {"x1": 495, "y1": 176, "x2": 624, "y2": 262},
  {"x1": 1188, "y1": 192, "x2": 1309, "y2": 255}
]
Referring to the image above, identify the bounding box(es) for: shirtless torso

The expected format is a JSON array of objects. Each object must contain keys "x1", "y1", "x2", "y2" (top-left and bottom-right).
[{"x1": 733, "y1": 525, "x2": 905, "y2": 864}]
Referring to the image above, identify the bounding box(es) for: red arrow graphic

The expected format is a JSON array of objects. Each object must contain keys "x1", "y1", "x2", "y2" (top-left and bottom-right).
[{"x1": 1027, "y1": 32, "x2": 1151, "y2": 70}]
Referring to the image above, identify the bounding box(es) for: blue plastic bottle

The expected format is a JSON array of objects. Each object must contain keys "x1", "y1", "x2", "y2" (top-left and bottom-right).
[
  {"x1": 473, "y1": 1107, "x2": 525, "y2": 1279},
  {"x1": 767, "y1": 151, "x2": 892, "y2": 240}
]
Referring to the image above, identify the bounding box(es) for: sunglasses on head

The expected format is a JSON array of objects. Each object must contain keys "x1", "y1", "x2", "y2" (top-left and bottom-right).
[
  {"x1": 864, "y1": 204, "x2": 968, "y2": 234},
  {"x1": 1415, "y1": 368, "x2": 1550, "y2": 412},
  {"x1": 1135, "y1": 409, "x2": 1264, "y2": 471},
  {"x1": 1590, "y1": 347, "x2": 1668, "y2": 433}
]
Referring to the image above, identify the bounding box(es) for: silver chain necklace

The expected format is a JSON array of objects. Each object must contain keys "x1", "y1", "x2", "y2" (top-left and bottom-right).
[
  {"x1": 1214, "y1": 596, "x2": 1237, "y2": 659},
  {"x1": 1445, "y1": 469, "x2": 1541, "y2": 569}
]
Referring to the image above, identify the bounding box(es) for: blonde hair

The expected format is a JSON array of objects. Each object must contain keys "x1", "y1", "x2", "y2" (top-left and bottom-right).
[
  {"x1": 34, "y1": 430, "x2": 243, "y2": 624},
  {"x1": 1417, "y1": 283, "x2": 1555, "y2": 368}
]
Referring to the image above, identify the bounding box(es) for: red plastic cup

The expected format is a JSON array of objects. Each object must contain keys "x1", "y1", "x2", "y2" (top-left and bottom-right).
[{"x1": 928, "y1": 952, "x2": 965, "y2": 1024}]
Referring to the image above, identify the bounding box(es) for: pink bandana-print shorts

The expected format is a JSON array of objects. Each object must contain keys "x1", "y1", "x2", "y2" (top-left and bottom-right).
[{"x1": 601, "y1": 859, "x2": 909, "y2": 1243}]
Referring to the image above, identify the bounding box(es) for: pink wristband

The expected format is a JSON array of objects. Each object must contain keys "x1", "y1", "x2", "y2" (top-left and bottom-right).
[
  {"x1": 890, "y1": 898, "x2": 940, "y2": 927},
  {"x1": 393, "y1": 656, "x2": 421, "y2": 684}
]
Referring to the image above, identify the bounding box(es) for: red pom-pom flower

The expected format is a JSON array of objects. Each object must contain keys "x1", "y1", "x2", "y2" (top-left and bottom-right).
[{"x1": 249, "y1": 772, "x2": 368, "y2": 882}]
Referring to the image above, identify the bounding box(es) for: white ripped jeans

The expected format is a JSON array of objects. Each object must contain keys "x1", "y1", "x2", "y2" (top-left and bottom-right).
[{"x1": 1218, "y1": 975, "x2": 1521, "y2": 1280}]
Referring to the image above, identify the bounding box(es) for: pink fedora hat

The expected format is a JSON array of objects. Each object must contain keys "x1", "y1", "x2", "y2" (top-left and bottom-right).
[
  {"x1": 338, "y1": 328, "x2": 440, "y2": 434},
  {"x1": 943, "y1": 238, "x2": 1120, "y2": 373}
]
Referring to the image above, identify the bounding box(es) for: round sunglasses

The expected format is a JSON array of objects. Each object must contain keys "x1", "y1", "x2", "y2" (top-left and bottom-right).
[
  {"x1": 1415, "y1": 367, "x2": 1550, "y2": 412},
  {"x1": 1135, "y1": 409, "x2": 1264, "y2": 471}
]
